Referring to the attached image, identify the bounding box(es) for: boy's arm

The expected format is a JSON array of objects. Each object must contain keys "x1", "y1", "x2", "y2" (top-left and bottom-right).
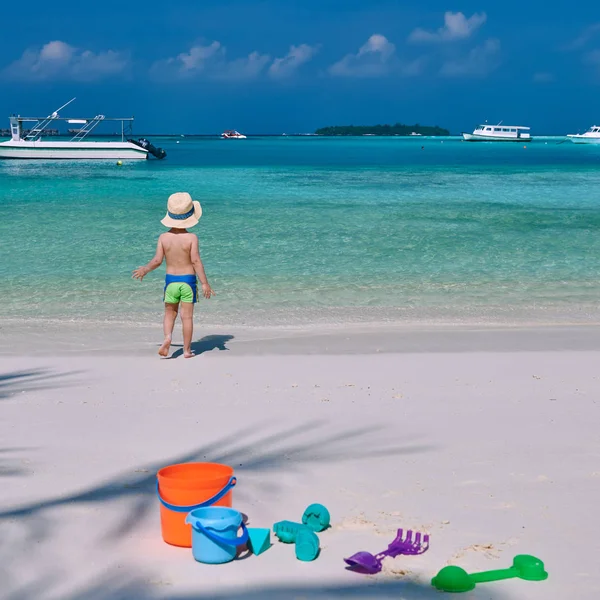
[
  {"x1": 132, "y1": 237, "x2": 165, "y2": 281},
  {"x1": 190, "y1": 235, "x2": 215, "y2": 299}
]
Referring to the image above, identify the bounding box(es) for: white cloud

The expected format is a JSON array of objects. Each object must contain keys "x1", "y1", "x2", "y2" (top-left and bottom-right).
[
  {"x1": 358, "y1": 34, "x2": 396, "y2": 58},
  {"x1": 533, "y1": 72, "x2": 555, "y2": 83},
  {"x1": 585, "y1": 49, "x2": 600, "y2": 65},
  {"x1": 4, "y1": 40, "x2": 129, "y2": 81},
  {"x1": 217, "y1": 51, "x2": 271, "y2": 80},
  {"x1": 268, "y1": 44, "x2": 319, "y2": 78},
  {"x1": 329, "y1": 34, "x2": 396, "y2": 77},
  {"x1": 399, "y1": 57, "x2": 427, "y2": 77},
  {"x1": 175, "y1": 41, "x2": 224, "y2": 72},
  {"x1": 564, "y1": 28, "x2": 600, "y2": 77},
  {"x1": 583, "y1": 49, "x2": 600, "y2": 77},
  {"x1": 566, "y1": 23, "x2": 600, "y2": 51},
  {"x1": 440, "y1": 38, "x2": 500, "y2": 77},
  {"x1": 152, "y1": 41, "x2": 273, "y2": 81},
  {"x1": 39, "y1": 40, "x2": 74, "y2": 63},
  {"x1": 409, "y1": 12, "x2": 487, "y2": 43}
]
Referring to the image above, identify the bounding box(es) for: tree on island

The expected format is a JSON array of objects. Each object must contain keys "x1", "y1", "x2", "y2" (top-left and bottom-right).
[{"x1": 314, "y1": 123, "x2": 450, "y2": 136}]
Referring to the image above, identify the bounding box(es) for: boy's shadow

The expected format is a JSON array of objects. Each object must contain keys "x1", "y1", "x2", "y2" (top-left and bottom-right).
[{"x1": 169, "y1": 334, "x2": 234, "y2": 359}]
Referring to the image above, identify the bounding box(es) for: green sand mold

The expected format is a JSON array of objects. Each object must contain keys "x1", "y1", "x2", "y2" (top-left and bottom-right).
[
  {"x1": 274, "y1": 504, "x2": 329, "y2": 560},
  {"x1": 273, "y1": 520, "x2": 310, "y2": 544},
  {"x1": 302, "y1": 504, "x2": 331, "y2": 533},
  {"x1": 432, "y1": 555, "x2": 549, "y2": 593},
  {"x1": 247, "y1": 528, "x2": 271, "y2": 556},
  {"x1": 295, "y1": 529, "x2": 320, "y2": 562}
]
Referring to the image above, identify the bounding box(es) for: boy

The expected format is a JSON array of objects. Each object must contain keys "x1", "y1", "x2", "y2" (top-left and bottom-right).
[{"x1": 133, "y1": 192, "x2": 214, "y2": 358}]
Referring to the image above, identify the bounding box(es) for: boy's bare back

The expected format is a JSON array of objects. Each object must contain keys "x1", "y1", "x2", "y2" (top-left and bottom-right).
[
  {"x1": 160, "y1": 231, "x2": 197, "y2": 275},
  {"x1": 133, "y1": 227, "x2": 211, "y2": 298}
]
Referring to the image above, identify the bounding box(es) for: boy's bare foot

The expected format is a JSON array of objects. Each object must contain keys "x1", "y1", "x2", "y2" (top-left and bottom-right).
[
  {"x1": 158, "y1": 336, "x2": 172, "y2": 357},
  {"x1": 184, "y1": 349, "x2": 194, "y2": 359}
]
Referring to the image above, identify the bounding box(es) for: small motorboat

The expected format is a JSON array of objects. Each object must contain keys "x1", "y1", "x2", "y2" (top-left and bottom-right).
[
  {"x1": 221, "y1": 130, "x2": 247, "y2": 139},
  {"x1": 566, "y1": 126, "x2": 600, "y2": 144}
]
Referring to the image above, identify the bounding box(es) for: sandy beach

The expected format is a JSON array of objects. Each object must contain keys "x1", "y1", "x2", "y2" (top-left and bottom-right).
[
  {"x1": 2, "y1": 324, "x2": 599, "y2": 599},
  {"x1": 3, "y1": 2, "x2": 600, "y2": 598}
]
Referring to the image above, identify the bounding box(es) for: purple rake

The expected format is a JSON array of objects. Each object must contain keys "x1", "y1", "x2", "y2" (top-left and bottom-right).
[{"x1": 344, "y1": 528, "x2": 430, "y2": 574}]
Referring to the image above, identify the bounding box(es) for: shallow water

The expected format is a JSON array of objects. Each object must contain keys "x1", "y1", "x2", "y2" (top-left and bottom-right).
[{"x1": 1, "y1": 136, "x2": 600, "y2": 326}]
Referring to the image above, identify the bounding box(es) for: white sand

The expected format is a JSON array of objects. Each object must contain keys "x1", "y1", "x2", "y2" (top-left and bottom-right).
[{"x1": 1, "y1": 326, "x2": 600, "y2": 599}]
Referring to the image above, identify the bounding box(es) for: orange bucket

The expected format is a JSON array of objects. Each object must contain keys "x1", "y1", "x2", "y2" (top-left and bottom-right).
[{"x1": 157, "y1": 462, "x2": 236, "y2": 547}]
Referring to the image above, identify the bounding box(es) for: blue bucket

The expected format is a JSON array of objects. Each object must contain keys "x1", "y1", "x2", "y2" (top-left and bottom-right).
[{"x1": 185, "y1": 506, "x2": 248, "y2": 564}]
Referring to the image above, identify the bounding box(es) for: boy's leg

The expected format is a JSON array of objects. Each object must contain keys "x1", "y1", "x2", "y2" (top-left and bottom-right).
[
  {"x1": 159, "y1": 302, "x2": 179, "y2": 357},
  {"x1": 180, "y1": 302, "x2": 194, "y2": 358}
]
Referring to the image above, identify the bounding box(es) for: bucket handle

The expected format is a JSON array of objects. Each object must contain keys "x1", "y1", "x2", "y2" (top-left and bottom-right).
[
  {"x1": 185, "y1": 516, "x2": 249, "y2": 548},
  {"x1": 156, "y1": 475, "x2": 237, "y2": 513}
]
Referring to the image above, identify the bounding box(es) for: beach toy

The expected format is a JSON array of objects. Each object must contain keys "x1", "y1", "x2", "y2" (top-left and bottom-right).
[
  {"x1": 274, "y1": 504, "x2": 329, "y2": 560},
  {"x1": 344, "y1": 529, "x2": 430, "y2": 574},
  {"x1": 295, "y1": 529, "x2": 320, "y2": 561},
  {"x1": 431, "y1": 554, "x2": 548, "y2": 593},
  {"x1": 185, "y1": 506, "x2": 248, "y2": 564},
  {"x1": 302, "y1": 504, "x2": 331, "y2": 532},
  {"x1": 157, "y1": 463, "x2": 237, "y2": 547},
  {"x1": 273, "y1": 520, "x2": 310, "y2": 543},
  {"x1": 247, "y1": 528, "x2": 271, "y2": 555}
]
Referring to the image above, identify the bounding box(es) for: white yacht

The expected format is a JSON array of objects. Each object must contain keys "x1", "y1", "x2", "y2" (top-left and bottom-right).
[
  {"x1": 566, "y1": 126, "x2": 600, "y2": 144},
  {"x1": 0, "y1": 98, "x2": 166, "y2": 160},
  {"x1": 221, "y1": 130, "x2": 246, "y2": 139},
  {"x1": 462, "y1": 123, "x2": 531, "y2": 142}
]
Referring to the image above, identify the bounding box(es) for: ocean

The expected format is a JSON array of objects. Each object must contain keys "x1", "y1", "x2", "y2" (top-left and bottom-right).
[{"x1": 2, "y1": 136, "x2": 600, "y2": 328}]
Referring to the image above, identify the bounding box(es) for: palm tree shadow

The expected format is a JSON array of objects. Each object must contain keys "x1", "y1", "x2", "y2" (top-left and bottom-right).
[
  {"x1": 0, "y1": 368, "x2": 82, "y2": 480},
  {"x1": 0, "y1": 422, "x2": 442, "y2": 600},
  {"x1": 0, "y1": 369, "x2": 82, "y2": 401},
  {"x1": 5, "y1": 572, "x2": 518, "y2": 600},
  {"x1": 0, "y1": 448, "x2": 36, "y2": 478},
  {"x1": 169, "y1": 334, "x2": 234, "y2": 359},
  {"x1": 0, "y1": 420, "x2": 435, "y2": 542}
]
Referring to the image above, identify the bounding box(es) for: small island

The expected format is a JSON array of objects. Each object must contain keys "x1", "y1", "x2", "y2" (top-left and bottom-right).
[{"x1": 314, "y1": 123, "x2": 450, "y2": 136}]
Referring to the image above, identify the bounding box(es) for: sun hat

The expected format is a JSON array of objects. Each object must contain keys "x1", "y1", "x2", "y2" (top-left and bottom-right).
[{"x1": 161, "y1": 192, "x2": 202, "y2": 228}]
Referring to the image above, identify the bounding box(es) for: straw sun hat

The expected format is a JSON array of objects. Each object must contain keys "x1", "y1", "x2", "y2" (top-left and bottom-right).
[{"x1": 161, "y1": 192, "x2": 202, "y2": 228}]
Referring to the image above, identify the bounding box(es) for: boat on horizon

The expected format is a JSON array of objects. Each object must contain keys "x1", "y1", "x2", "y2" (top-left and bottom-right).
[
  {"x1": 0, "y1": 98, "x2": 166, "y2": 160},
  {"x1": 462, "y1": 123, "x2": 531, "y2": 142},
  {"x1": 221, "y1": 130, "x2": 246, "y2": 139},
  {"x1": 566, "y1": 126, "x2": 600, "y2": 144}
]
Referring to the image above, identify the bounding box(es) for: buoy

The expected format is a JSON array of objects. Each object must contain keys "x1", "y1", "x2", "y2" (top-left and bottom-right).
[
  {"x1": 117, "y1": 160, "x2": 123, "y2": 166},
  {"x1": 523, "y1": 146, "x2": 526, "y2": 149}
]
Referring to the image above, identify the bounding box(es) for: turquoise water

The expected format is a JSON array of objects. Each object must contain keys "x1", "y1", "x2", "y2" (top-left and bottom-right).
[{"x1": 2, "y1": 136, "x2": 600, "y2": 326}]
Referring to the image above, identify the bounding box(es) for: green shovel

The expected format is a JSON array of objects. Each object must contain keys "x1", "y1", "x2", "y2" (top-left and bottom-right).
[{"x1": 431, "y1": 554, "x2": 548, "y2": 593}]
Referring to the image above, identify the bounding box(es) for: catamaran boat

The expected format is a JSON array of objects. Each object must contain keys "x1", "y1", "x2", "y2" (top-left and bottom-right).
[
  {"x1": 462, "y1": 123, "x2": 532, "y2": 142},
  {"x1": 221, "y1": 130, "x2": 246, "y2": 139},
  {"x1": 0, "y1": 98, "x2": 166, "y2": 160},
  {"x1": 566, "y1": 126, "x2": 600, "y2": 144}
]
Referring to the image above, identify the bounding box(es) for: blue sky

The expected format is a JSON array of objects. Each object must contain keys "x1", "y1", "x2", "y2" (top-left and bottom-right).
[{"x1": 0, "y1": 0, "x2": 598, "y2": 133}]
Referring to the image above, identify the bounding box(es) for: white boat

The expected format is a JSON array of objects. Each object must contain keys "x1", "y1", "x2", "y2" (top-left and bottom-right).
[
  {"x1": 221, "y1": 130, "x2": 246, "y2": 139},
  {"x1": 0, "y1": 98, "x2": 166, "y2": 160},
  {"x1": 566, "y1": 126, "x2": 600, "y2": 144},
  {"x1": 462, "y1": 123, "x2": 531, "y2": 142}
]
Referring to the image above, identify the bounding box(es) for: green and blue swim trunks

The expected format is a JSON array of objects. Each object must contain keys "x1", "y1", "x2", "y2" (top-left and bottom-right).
[{"x1": 164, "y1": 274, "x2": 198, "y2": 304}]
